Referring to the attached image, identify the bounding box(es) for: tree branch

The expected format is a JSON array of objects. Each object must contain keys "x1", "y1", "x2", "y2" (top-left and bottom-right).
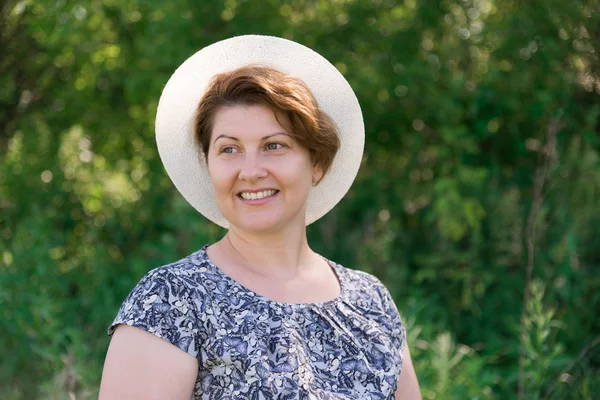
[{"x1": 517, "y1": 112, "x2": 563, "y2": 399}]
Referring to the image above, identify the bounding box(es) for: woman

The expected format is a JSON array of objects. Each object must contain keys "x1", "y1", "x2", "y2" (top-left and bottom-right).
[{"x1": 99, "y1": 35, "x2": 420, "y2": 399}]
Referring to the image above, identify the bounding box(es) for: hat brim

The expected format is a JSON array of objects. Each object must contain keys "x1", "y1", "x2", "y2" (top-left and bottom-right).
[{"x1": 155, "y1": 35, "x2": 364, "y2": 228}]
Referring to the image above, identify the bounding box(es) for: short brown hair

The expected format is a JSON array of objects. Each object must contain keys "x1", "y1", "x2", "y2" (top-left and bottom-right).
[{"x1": 194, "y1": 65, "x2": 340, "y2": 179}]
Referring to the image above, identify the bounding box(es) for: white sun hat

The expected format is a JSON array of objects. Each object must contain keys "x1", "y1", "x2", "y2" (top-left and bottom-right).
[{"x1": 155, "y1": 34, "x2": 364, "y2": 228}]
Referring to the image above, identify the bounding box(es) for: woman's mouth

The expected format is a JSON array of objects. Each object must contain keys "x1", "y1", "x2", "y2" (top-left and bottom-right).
[{"x1": 237, "y1": 189, "x2": 279, "y2": 202}]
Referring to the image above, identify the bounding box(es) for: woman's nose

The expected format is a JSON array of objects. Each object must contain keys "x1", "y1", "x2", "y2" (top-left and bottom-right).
[{"x1": 238, "y1": 153, "x2": 268, "y2": 182}]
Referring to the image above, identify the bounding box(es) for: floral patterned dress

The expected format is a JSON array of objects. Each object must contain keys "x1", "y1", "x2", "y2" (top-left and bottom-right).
[{"x1": 108, "y1": 245, "x2": 406, "y2": 399}]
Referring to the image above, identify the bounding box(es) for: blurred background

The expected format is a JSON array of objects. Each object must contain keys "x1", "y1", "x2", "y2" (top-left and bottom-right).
[{"x1": 1, "y1": 0, "x2": 599, "y2": 398}]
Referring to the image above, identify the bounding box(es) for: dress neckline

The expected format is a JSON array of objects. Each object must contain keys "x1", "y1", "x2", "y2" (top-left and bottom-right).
[{"x1": 198, "y1": 244, "x2": 346, "y2": 309}]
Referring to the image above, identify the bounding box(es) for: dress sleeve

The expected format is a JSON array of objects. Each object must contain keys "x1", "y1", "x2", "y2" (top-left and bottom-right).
[
  {"x1": 107, "y1": 269, "x2": 200, "y2": 358},
  {"x1": 377, "y1": 283, "x2": 407, "y2": 370}
]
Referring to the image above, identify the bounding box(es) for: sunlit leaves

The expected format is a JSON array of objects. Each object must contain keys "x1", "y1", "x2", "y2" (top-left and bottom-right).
[{"x1": 1, "y1": 0, "x2": 599, "y2": 398}]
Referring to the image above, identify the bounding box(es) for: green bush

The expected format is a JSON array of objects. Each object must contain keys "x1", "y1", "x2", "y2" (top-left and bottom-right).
[{"x1": 1, "y1": 0, "x2": 598, "y2": 398}]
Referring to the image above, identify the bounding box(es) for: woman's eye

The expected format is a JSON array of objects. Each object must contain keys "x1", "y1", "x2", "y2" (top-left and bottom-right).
[
  {"x1": 221, "y1": 146, "x2": 236, "y2": 154},
  {"x1": 266, "y1": 143, "x2": 284, "y2": 151}
]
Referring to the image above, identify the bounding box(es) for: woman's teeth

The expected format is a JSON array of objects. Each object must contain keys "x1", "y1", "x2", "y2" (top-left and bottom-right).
[{"x1": 239, "y1": 190, "x2": 278, "y2": 200}]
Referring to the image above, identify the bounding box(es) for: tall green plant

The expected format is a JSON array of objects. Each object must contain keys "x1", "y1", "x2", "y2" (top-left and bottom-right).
[{"x1": 1, "y1": 0, "x2": 599, "y2": 398}]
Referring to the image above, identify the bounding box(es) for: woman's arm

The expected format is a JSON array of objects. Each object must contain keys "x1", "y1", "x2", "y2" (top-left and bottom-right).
[
  {"x1": 396, "y1": 345, "x2": 422, "y2": 400},
  {"x1": 99, "y1": 325, "x2": 198, "y2": 400}
]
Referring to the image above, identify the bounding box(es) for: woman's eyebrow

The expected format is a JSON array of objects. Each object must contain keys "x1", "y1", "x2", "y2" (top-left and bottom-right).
[
  {"x1": 213, "y1": 134, "x2": 239, "y2": 144},
  {"x1": 213, "y1": 132, "x2": 289, "y2": 144},
  {"x1": 261, "y1": 132, "x2": 290, "y2": 140}
]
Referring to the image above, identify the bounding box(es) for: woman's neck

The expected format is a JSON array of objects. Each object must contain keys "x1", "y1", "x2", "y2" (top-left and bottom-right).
[{"x1": 217, "y1": 226, "x2": 317, "y2": 279}]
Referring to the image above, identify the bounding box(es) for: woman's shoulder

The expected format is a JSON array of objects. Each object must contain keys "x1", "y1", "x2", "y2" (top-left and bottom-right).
[
  {"x1": 328, "y1": 258, "x2": 390, "y2": 295},
  {"x1": 109, "y1": 245, "x2": 214, "y2": 326},
  {"x1": 107, "y1": 246, "x2": 216, "y2": 354},
  {"x1": 144, "y1": 245, "x2": 209, "y2": 278},
  {"x1": 132, "y1": 244, "x2": 219, "y2": 295},
  {"x1": 324, "y1": 258, "x2": 399, "y2": 316}
]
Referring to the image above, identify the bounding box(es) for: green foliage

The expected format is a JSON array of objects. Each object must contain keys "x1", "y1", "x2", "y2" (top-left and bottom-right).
[
  {"x1": 1, "y1": 0, "x2": 599, "y2": 398},
  {"x1": 520, "y1": 281, "x2": 566, "y2": 399}
]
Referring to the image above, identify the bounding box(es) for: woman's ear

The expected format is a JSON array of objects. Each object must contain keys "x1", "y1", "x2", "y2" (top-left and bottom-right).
[{"x1": 312, "y1": 164, "x2": 324, "y2": 186}]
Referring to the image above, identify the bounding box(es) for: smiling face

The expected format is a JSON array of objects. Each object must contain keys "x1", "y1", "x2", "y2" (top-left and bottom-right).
[{"x1": 207, "y1": 104, "x2": 323, "y2": 234}]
